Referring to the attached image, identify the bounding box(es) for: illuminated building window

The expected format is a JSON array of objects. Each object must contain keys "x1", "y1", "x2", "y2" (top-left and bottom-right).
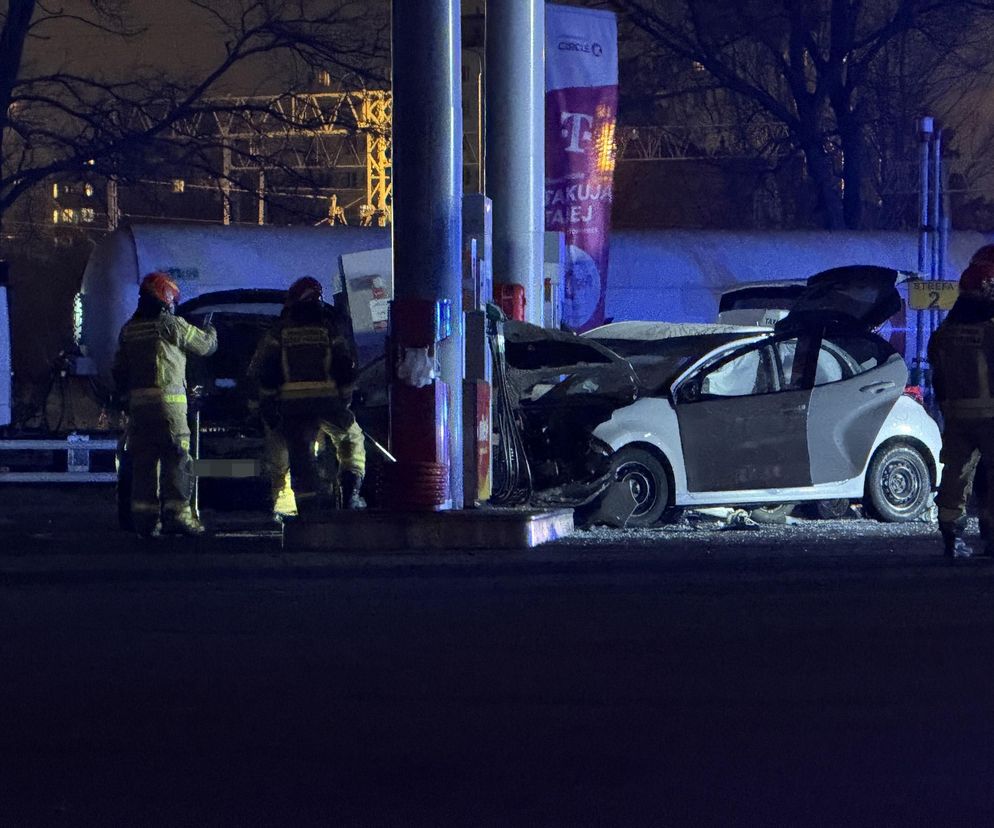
[
  {"x1": 84, "y1": 183, "x2": 94, "y2": 197},
  {"x1": 52, "y1": 183, "x2": 59, "y2": 198},
  {"x1": 81, "y1": 208, "x2": 96, "y2": 223}
]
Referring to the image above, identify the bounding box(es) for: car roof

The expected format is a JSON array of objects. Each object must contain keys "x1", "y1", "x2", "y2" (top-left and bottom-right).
[{"x1": 583, "y1": 321, "x2": 770, "y2": 341}]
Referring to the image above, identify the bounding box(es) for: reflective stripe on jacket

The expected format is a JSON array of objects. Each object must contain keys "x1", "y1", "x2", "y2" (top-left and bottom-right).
[
  {"x1": 129, "y1": 386, "x2": 187, "y2": 406},
  {"x1": 248, "y1": 308, "x2": 355, "y2": 404},
  {"x1": 113, "y1": 312, "x2": 217, "y2": 409}
]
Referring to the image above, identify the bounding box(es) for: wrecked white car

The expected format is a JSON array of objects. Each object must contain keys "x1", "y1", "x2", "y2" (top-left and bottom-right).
[{"x1": 498, "y1": 265, "x2": 942, "y2": 528}]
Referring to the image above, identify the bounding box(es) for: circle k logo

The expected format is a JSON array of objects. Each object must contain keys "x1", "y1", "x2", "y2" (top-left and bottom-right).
[{"x1": 558, "y1": 39, "x2": 603, "y2": 57}]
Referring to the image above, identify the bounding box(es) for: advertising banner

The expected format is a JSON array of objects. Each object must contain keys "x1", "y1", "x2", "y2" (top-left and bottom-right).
[{"x1": 545, "y1": 4, "x2": 618, "y2": 330}]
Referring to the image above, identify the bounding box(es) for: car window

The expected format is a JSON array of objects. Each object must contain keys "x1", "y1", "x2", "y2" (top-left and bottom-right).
[
  {"x1": 592, "y1": 332, "x2": 763, "y2": 394},
  {"x1": 777, "y1": 338, "x2": 847, "y2": 388},
  {"x1": 699, "y1": 345, "x2": 775, "y2": 397},
  {"x1": 824, "y1": 333, "x2": 897, "y2": 376}
]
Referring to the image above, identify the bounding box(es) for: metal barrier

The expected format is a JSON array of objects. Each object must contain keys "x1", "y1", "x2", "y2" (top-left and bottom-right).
[{"x1": 0, "y1": 434, "x2": 118, "y2": 483}]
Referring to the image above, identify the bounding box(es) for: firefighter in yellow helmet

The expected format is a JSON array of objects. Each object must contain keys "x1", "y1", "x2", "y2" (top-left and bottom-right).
[
  {"x1": 248, "y1": 276, "x2": 366, "y2": 516},
  {"x1": 112, "y1": 272, "x2": 218, "y2": 537},
  {"x1": 928, "y1": 252, "x2": 994, "y2": 559}
]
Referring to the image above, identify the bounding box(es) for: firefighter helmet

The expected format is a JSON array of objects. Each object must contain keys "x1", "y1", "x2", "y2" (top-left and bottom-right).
[
  {"x1": 139, "y1": 271, "x2": 181, "y2": 306},
  {"x1": 959, "y1": 260, "x2": 994, "y2": 300},
  {"x1": 286, "y1": 276, "x2": 323, "y2": 306}
]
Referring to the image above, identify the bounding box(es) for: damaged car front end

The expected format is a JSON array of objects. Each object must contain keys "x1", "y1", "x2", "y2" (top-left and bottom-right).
[{"x1": 491, "y1": 321, "x2": 642, "y2": 510}]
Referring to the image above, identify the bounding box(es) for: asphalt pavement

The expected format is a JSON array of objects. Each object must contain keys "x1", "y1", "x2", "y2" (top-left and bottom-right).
[{"x1": 3, "y1": 486, "x2": 994, "y2": 826}]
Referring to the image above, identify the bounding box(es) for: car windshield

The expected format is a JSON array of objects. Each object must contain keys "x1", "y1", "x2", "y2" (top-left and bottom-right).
[
  {"x1": 186, "y1": 311, "x2": 277, "y2": 385},
  {"x1": 593, "y1": 333, "x2": 754, "y2": 390}
]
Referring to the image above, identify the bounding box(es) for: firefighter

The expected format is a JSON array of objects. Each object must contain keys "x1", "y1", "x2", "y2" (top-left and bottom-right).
[
  {"x1": 261, "y1": 422, "x2": 297, "y2": 522},
  {"x1": 112, "y1": 272, "x2": 218, "y2": 538},
  {"x1": 928, "y1": 252, "x2": 994, "y2": 559},
  {"x1": 248, "y1": 276, "x2": 366, "y2": 516},
  {"x1": 247, "y1": 303, "x2": 297, "y2": 523}
]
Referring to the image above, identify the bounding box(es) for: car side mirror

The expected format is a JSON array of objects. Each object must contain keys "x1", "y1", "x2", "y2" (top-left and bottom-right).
[{"x1": 678, "y1": 377, "x2": 702, "y2": 404}]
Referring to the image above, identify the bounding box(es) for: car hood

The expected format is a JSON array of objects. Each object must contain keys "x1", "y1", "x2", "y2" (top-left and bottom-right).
[
  {"x1": 774, "y1": 265, "x2": 904, "y2": 335},
  {"x1": 502, "y1": 320, "x2": 640, "y2": 408}
]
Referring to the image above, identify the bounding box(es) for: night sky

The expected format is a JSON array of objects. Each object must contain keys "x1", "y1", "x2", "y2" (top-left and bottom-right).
[{"x1": 40, "y1": 0, "x2": 314, "y2": 93}]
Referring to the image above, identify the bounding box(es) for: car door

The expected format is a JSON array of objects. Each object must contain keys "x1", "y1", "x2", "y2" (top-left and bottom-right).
[
  {"x1": 770, "y1": 264, "x2": 910, "y2": 485},
  {"x1": 675, "y1": 341, "x2": 813, "y2": 492},
  {"x1": 805, "y1": 333, "x2": 907, "y2": 484}
]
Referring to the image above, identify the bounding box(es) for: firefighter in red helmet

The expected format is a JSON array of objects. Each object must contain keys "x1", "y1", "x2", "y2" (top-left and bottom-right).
[
  {"x1": 248, "y1": 276, "x2": 366, "y2": 516},
  {"x1": 928, "y1": 253, "x2": 994, "y2": 558},
  {"x1": 112, "y1": 272, "x2": 218, "y2": 537}
]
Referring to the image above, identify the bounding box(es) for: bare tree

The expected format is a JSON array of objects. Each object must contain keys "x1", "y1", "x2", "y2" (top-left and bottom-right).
[
  {"x1": 613, "y1": 0, "x2": 994, "y2": 230},
  {"x1": 0, "y1": 0, "x2": 388, "y2": 234}
]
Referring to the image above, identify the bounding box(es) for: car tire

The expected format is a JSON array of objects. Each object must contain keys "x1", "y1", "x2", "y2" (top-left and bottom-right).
[
  {"x1": 608, "y1": 446, "x2": 671, "y2": 528},
  {"x1": 864, "y1": 443, "x2": 931, "y2": 522},
  {"x1": 749, "y1": 503, "x2": 795, "y2": 524}
]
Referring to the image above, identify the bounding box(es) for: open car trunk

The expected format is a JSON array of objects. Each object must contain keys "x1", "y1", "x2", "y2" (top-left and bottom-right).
[{"x1": 774, "y1": 265, "x2": 905, "y2": 336}]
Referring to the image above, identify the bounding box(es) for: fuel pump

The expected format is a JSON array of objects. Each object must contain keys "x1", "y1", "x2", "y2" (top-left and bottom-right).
[
  {"x1": 381, "y1": 298, "x2": 453, "y2": 510},
  {"x1": 463, "y1": 194, "x2": 493, "y2": 506}
]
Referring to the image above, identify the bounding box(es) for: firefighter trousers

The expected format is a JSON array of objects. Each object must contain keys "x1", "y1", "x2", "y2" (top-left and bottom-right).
[
  {"x1": 282, "y1": 401, "x2": 365, "y2": 514},
  {"x1": 936, "y1": 415, "x2": 994, "y2": 539},
  {"x1": 128, "y1": 402, "x2": 196, "y2": 531},
  {"x1": 261, "y1": 421, "x2": 296, "y2": 517}
]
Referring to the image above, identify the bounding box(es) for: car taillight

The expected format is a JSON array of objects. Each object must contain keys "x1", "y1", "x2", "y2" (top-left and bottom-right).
[{"x1": 904, "y1": 385, "x2": 924, "y2": 404}]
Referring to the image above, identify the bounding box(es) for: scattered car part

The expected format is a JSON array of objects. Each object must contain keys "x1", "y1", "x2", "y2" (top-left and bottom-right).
[
  {"x1": 595, "y1": 445, "x2": 672, "y2": 528},
  {"x1": 748, "y1": 504, "x2": 796, "y2": 524},
  {"x1": 579, "y1": 475, "x2": 639, "y2": 528}
]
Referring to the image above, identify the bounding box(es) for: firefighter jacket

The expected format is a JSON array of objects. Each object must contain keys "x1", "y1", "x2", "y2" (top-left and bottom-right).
[
  {"x1": 928, "y1": 296, "x2": 994, "y2": 419},
  {"x1": 112, "y1": 309, "x2": 218, "y2": 409},
  {"x1": 248, "y1": 304, "x2": 357, "y2": 409}
]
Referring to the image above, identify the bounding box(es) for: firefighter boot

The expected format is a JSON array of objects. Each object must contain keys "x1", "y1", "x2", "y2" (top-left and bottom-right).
[
  {"x1": 162, "y1": 507, "x2": 207, "y2": 537},
  {"x1": 340, "y1": 470, "x2": 366, "y2": 510},
  {"x1": 940, "y1": 520, "x2": 973, "y2": 560}
]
